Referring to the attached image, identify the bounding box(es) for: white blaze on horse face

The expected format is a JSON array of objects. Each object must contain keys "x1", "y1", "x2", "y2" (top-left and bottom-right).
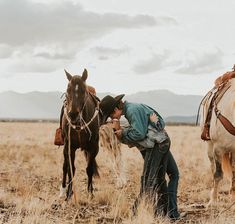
[{"x1": 75, "y1": 84, "x2": 78, "y2": 98}]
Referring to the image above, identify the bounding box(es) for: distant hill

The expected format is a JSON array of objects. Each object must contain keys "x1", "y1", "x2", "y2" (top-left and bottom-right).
[
  {"x1": 0, "y1": 90, "x2": 203, "y2": 123},
  {"x1": 165, "y1": 115, "x2": 198, "y2": 124},
  {"x1": 124, "y1": 90, "x2": 202, "y2": 118},
  {"x1": 0, "y1": 91, "x2": 62, "y2": 120}
]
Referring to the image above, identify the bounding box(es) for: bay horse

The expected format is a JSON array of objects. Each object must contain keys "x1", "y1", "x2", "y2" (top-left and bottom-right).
[
  {"x1": 200, "y1": 75, "x2": 235, "y2": 207},
  {"x1": 60, "y1": 69, "x2": 100, "y2": 200}
]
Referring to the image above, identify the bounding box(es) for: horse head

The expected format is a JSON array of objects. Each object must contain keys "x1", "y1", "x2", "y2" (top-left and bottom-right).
[{"x1": 64, "y1": 68, "x2": 88, "y2": 125}]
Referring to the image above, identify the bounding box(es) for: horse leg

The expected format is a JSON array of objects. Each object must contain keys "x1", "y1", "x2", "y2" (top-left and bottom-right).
[
  {"x1": 207, "y1": 142, "x2": 215, "y2": 176},
  {"x1": 67, "y1": 147, "x2": 76, "y2": 200},
  {"x1": 60, "y1": 143, "x2": 68, "y2": 198},
  {"x1": 206, "y1": 142, "x2": 215, "y2": 208},
  {"x1": 86, "y1": 157, "x2": 96, "y2": 194},
  {"x1": 230, "y1": 152, "x2": 235, "y2": 200},
  {"x1": 86, "y1": 146, "x2": 99, "y2": 195},
  {"x1": 207, "y1": 147, "x2": 223, "y2": 208}
]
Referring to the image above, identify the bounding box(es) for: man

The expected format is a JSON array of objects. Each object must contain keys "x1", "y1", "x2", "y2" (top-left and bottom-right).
[{"x1": 99, "y1": 94, "x2": 182, "y2": 221}]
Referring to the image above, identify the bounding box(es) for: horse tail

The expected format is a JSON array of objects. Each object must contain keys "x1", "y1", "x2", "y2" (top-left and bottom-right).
[{"x1": 222, "y1": 152, "x2": 233, "y2": 180}]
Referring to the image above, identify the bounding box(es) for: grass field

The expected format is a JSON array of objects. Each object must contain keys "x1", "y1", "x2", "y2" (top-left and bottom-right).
[{"x1": 0, "y1": 122, "x2": 235, "y2": 223}]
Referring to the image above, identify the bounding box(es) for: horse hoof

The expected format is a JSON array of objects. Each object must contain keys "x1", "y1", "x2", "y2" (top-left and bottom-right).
[
  {"x1": 59, "y1": 185, "x2": 66, "y2": 198},
  {"x1": 88, "y1": 193, "x2": 94, "y2": 200},
  {"x1": 66, "y1": 192, "x2": 73, "y2": 201}
]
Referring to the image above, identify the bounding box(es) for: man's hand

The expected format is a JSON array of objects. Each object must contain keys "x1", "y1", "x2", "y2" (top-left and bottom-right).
[
  {"x1": 114, "y1": 129, "x2": 122, "y2": 140},
  {"x1": 112, "y1": 119, "x2": 120, "y2": 130}
]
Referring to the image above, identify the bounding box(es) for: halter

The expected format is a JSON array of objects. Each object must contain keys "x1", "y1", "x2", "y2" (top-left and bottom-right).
[{"x1": 64, "y1": 92, "x2": 100, "y2": 140}]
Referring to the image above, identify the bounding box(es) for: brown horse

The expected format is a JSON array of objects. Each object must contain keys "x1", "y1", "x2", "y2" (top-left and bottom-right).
[{"x1": 60, "y1": 69, "x2": 100, "y2": 200}]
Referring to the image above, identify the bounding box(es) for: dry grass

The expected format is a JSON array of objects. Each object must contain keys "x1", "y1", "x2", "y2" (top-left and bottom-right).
[{"x1": 1, "y1": 122, "x2": 235, "y2": 223}]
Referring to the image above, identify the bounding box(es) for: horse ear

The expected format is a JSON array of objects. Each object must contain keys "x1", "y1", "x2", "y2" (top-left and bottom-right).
[
  {"x1": 82, "y1": 69, "x2": 88, "y2": 81},
  {"x1": 64, "y1": 69, "x2": 72, "y2": 81}
]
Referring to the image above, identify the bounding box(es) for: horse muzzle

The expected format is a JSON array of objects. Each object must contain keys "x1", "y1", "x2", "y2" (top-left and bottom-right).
[{"x1": 68, "y1": 112, "x2": 80, "y2": 126}]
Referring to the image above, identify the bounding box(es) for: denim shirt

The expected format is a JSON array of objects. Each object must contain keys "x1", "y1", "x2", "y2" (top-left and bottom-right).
[{"x1": 121, "y1": 101, "x2": 168, "y2": 150}]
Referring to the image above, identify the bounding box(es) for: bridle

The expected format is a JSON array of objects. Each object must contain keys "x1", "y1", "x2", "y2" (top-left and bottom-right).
[{"x1": 64, "y1": 91, "x2": 100, "y2": 139}]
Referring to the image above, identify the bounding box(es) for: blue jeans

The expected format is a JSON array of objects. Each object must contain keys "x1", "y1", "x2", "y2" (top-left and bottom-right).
[
  {"x1": 136, "y1": 140, "x2": 180, "y2": 219},
  {"x1": 166, "y1": 151, "x2": 180, "y2": 219}
]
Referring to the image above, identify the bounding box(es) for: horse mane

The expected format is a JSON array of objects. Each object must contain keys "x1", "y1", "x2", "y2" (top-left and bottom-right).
[{"x1": 87, "y1": 85, "x2": 96, "y2": 95}]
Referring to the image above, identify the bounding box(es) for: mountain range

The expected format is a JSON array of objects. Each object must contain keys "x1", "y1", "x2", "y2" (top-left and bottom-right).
[{"x1": 0, "y1": 90, "x2": 203, "y2": 123}]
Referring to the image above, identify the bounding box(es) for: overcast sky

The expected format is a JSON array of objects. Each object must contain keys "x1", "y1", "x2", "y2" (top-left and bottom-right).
[{"x1": 0, "y1": 0, "x2": 234, "y2": 95}]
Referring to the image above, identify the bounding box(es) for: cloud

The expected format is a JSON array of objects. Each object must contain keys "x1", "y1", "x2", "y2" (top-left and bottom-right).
[
  {"x1": 0, "y1": 0, "x2": 176, "y2": 74},
  {"x1": 0, "y1": 0, "x2": 158, "y2": 47},
  {"x1": 4, "y1": 48, "x2": 70, "y2": 73},
  {"x1": 8, "y1": 57, "x2": 64, "y2": 73},
  {"x1": 0, "y1": 0, "x2": 175, "y2": 75},
  {"x1": 132, "y1": 50, "x2": 171, "y2": 74},
  {"x1": 155, "y1": 16, "x2": 178, "y2": 26},
  {"x1": 33, "y1": 46, "x2": 77, "y2": 60},
  {"x1": 175, "y1": 47, "x2": 224, "y2": 75},
  {"x1": 90, "y1": 46, "x2": 130, "y2": 60},
  {"x1": 0, "y1": 44, "x2": 14, "y2": 58}
]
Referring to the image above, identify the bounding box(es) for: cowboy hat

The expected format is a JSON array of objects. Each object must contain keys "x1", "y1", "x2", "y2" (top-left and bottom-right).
[{"x1": 99, "y1": 94, "x2": 125, "y2": 124}]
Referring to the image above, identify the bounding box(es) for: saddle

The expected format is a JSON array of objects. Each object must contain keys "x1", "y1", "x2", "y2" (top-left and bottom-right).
[
  {"x1": 201, "y1": 71, "x2": 235, "y2": 140},
  {"x1": 214, "y1": 71, "x2": 235, "y2": 87}
]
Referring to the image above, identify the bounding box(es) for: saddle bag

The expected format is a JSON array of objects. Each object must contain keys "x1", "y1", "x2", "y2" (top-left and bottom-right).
[{"x1": 54, "y1": 127, "x2": 64, "y2": 146}]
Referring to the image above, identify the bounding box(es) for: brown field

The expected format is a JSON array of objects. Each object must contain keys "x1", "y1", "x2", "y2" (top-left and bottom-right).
[{"x1": 0, "y1": 122, "x2": 235, "y2": 224}]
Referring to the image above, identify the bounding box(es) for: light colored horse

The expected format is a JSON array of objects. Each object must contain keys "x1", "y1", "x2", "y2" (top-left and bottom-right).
[
  {"x1": 99, "y1": 122, "x2": 127, "y2": 188},
  {"x1": 200, "y1": 78, "x2": 235, "y2": 207}
]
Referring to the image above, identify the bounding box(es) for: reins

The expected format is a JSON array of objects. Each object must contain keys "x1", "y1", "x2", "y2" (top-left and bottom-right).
[
  {"x1": 64, "y1": 91, "x2": 99, "y2": 204},
  {"x1": 67, "y1": 125, "x2": 77, "y2": 204}
]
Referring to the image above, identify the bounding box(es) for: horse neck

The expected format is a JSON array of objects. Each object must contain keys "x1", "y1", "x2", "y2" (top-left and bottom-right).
[{"x1": 81, "y1": 93, "x2": 97, "y2": 120}]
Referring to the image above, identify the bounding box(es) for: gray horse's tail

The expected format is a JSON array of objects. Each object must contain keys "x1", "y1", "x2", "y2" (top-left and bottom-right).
[{"x1": 222, "y1": 153, "x2": 232, "y2": 181}]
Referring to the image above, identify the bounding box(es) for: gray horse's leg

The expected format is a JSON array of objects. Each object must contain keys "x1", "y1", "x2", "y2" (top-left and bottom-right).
[
  {"x1": 207, "y1": 145, "x2": 223, "y2": 208},
  {"x1": 230, "y1": 152, "x2": 235, "y2": 200},
  {"x1": 207, "y1": 141, "x2": 215, "y2": 176}
]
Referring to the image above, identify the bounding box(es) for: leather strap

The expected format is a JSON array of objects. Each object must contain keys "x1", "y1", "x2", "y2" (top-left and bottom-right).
[
  {"x1": 201, "y1": 81, "x2": 231, "y2": 140},
  {"x1": 214, "y1": 106, "x2": 235, "y2": 136}
]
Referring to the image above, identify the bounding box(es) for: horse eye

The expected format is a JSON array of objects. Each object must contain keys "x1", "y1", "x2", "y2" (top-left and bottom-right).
[{"x1": 67, "y1": 85, "x2": 71, "y2": 92}]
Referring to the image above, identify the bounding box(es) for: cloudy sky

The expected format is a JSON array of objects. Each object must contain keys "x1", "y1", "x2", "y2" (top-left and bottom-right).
[{"x1": 0, "y1": 0, "x2": 234, "y2": 96}]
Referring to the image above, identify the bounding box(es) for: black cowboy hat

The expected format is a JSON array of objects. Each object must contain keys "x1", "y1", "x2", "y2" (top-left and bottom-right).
[{"x1": 99, "y1": 94, "x2": 125, "y2": 124}]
